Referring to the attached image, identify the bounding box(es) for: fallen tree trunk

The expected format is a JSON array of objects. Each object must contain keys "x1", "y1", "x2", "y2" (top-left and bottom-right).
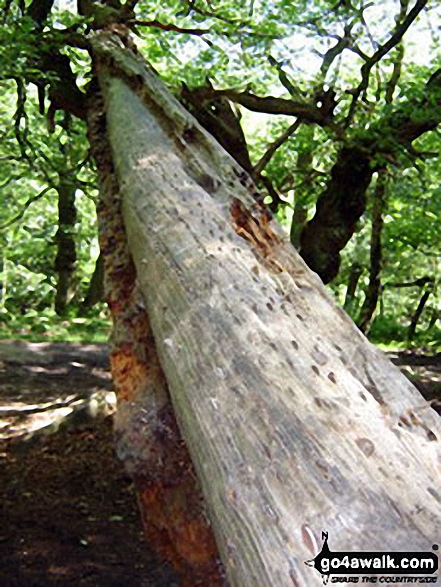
[{"x1": 92, "y1": 33, "x2": 441, "y2": 586}]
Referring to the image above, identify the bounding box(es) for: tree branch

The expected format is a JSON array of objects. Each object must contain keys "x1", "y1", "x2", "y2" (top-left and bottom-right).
[
  {"x1": 195, "y1": 87, "x2": 344, "y2": 135},
  {"x1": 254, "y1": 119, "x2": 301, "y2": 175},
  {"x1": 131, "y1": 19, "x2": 210, "y2": 36},
  {"x1": 40, "y1": 50, "x2": 87, "y2": 121},
  {"x1": 178, "y1": 0, "x2": 237, "y2": 25},
  {"x1": 0, "y1": 186, "x2": 53, "y2": 229},
  {"x1": 256, "y1": 174, "x2": 282, "y2": 211},
  {"x1": 346, "y1": 0, "x2": 428, "y2": 124},
  {"x1": 385, "y1": 43, "x2": 404, "y2": 104},
  {"x1": 387, "y1": 68, "x2": 441, "y2": 145},
  {"x1": 385, "y1": 0, "x2": 408, "y2": 104},
  {"x1": 389, "y1": 276, "x2": 434, "y2": 288},
  {"x1": 268, "y1": 55, "x2": 305, "y2": 99},
  {"x1": 319, "y1": 21, "x2": 355, "y2": 79},
  {"x1": 13, "y1": 78, "x2": 32, "y2": 165}
]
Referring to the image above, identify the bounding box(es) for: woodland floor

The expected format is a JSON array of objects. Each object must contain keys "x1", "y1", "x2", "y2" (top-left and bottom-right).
[
  {"x1": 0, "y1": 341, "x2": 179, "y2": 587},
  {"x1": 0, "y1": 341, "x2": 440, "y2": 587}
]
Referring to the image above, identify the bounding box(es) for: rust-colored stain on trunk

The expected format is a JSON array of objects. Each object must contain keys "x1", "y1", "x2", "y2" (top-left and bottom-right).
[
  {"x1": 137, "y1": 477, "x2": 225, "y2": 585},
  {"x1": 109, "y1": 336, "x2": 157, "y2": 402},
  {"x1": 230, "y1": 197, "x2": 284, "y2": 273}
]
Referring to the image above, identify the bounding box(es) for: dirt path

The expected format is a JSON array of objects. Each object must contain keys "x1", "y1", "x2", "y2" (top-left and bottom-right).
[
  {"x1": 0, "y1": 341, "x2": 440, "y2": 586},
  {"x1": 0, "y1": 341, "x2": 178, "y2": 587}
]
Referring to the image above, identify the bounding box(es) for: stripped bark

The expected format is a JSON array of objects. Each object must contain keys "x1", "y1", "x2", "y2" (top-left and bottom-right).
[
  {"x1": 91, "y1": 32, "x2": 441, "y2": 586},
  {"x1": 86, "y1": 77, "x2": 225, "y2": 586}
]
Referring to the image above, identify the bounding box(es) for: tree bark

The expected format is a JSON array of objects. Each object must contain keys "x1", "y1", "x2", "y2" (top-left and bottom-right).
[
  {"x1": 407, "y1": 286, "x2": 433, "y2": 343},
  {"x1": 343, "y1": 262, "x2": 363, "y2": 315},
  {"x1": 290, "y1": 129, "x2": 314, "y2": 250},
  {"x1": 54, "y1": 175, "x2": 77, "y2": 315},
  {"x1": 299, "y1": 145, "x2": 374, "y2": 283},
  {"x1": 357, "y1": 170, "x2": 387, "y2": 333},
  {"x1": 92, "y1": 33, "x2": 441, "y2": 587},
  {"x1": 79, "y1": 252, "x2": 104, "y2": 314}
]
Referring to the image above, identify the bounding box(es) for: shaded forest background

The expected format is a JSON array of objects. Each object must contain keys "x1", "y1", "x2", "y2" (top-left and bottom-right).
[{"x1": 0, "y1": 0, "x2": 439, "y2": 349}]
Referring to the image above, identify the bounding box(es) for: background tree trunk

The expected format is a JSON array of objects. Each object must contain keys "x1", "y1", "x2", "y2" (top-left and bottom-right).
[
  {"x1": 299, "y1": 145, "x2": 374, "y2": 284},
  {"x1": 407, "y1": 286, "x2": 433, "y2": 343},
  {"x1": 79, "y1": 252, "x2": 104, "y2": 314},
  {"x1": 343, "y1": 262, "x2": 363, "y2": 315},
  {"x1": 54, "y1": 175, "x2": 77, "y2": 315},
  {"x1": 93, "y1": 33, "x2": 441, "y2": 587},
  {"x1": 357, "y1": 170, "x2": 387, "y2": 333}
]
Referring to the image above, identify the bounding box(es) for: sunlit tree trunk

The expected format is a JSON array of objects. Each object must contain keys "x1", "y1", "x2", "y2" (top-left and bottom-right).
[{"x1": 90, "y1": 32, "x2": 441, "y2": 587}]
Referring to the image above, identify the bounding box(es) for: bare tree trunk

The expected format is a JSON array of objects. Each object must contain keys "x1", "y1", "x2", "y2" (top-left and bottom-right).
[
  {"x1": 358, "y1": 170, "x2": 387, "y2": 333},
  {"x1": 91, "y1": 33, "x2": 441, "y2": 587},
  {"x1": 343, "y1": 262, "x2": 363, "y2": 315},
  {"x1": 54, "y1": 175, "x2": 77, "y2": 315},
  {"x1": 79, "y1": 252, "x2": 104, "y2": 314},
  {"x1": 290, "y1": 130, "x2": 314, "y2": 250},
  {"x1": 299, "y1": 145, "x2": 374, "y2": 283},
  {"x1": 407, "y1": 286, "x2": 433, "y2": 343}
]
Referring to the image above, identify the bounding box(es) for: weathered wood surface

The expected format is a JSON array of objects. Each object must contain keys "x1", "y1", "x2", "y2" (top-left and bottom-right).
[
  {"x1": 93, "y1": 33, "x2": 441, "y2": 586},
  {"x1": 86, "y1": 80, "x2": 224, "y2": 585}
]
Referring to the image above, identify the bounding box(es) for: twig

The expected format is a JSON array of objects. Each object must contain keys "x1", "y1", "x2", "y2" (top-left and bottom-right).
[
  {"x1": 131, "y1": 18, "x2": 210, "y2": 35},
  {"x1": 179, "y1": 0, "x2": 237, "y2": 25},
  {"x1": 0, "y1": 186, "x2": 53, "y2": 229},
  {"x1": 254, "y1": 119, "x2": 301, "y2": 175},
  {"x1": 0, "y1": 175, "x2": 23, "y2": 189},
  {"x1": 345, "y1": 0, "x2": 427, "y2": 125},
  {"x1": 257, "y1": 174, "x2": 283, "y2": 212},
  {"x1": 268, "y1": 55, "x2": 305, "y2": 99},
  {"x1": 319, "y1": 21, "x2": 355, "y2": 79},
  {"x1": 389, "y1": 276, "x2": 434, "y2": 288}
]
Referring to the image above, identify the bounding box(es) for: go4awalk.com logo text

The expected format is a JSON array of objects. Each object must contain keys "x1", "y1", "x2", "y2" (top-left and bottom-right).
[{"x1": 305, "y1": 532, "x2": 438, "y2": 584}]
